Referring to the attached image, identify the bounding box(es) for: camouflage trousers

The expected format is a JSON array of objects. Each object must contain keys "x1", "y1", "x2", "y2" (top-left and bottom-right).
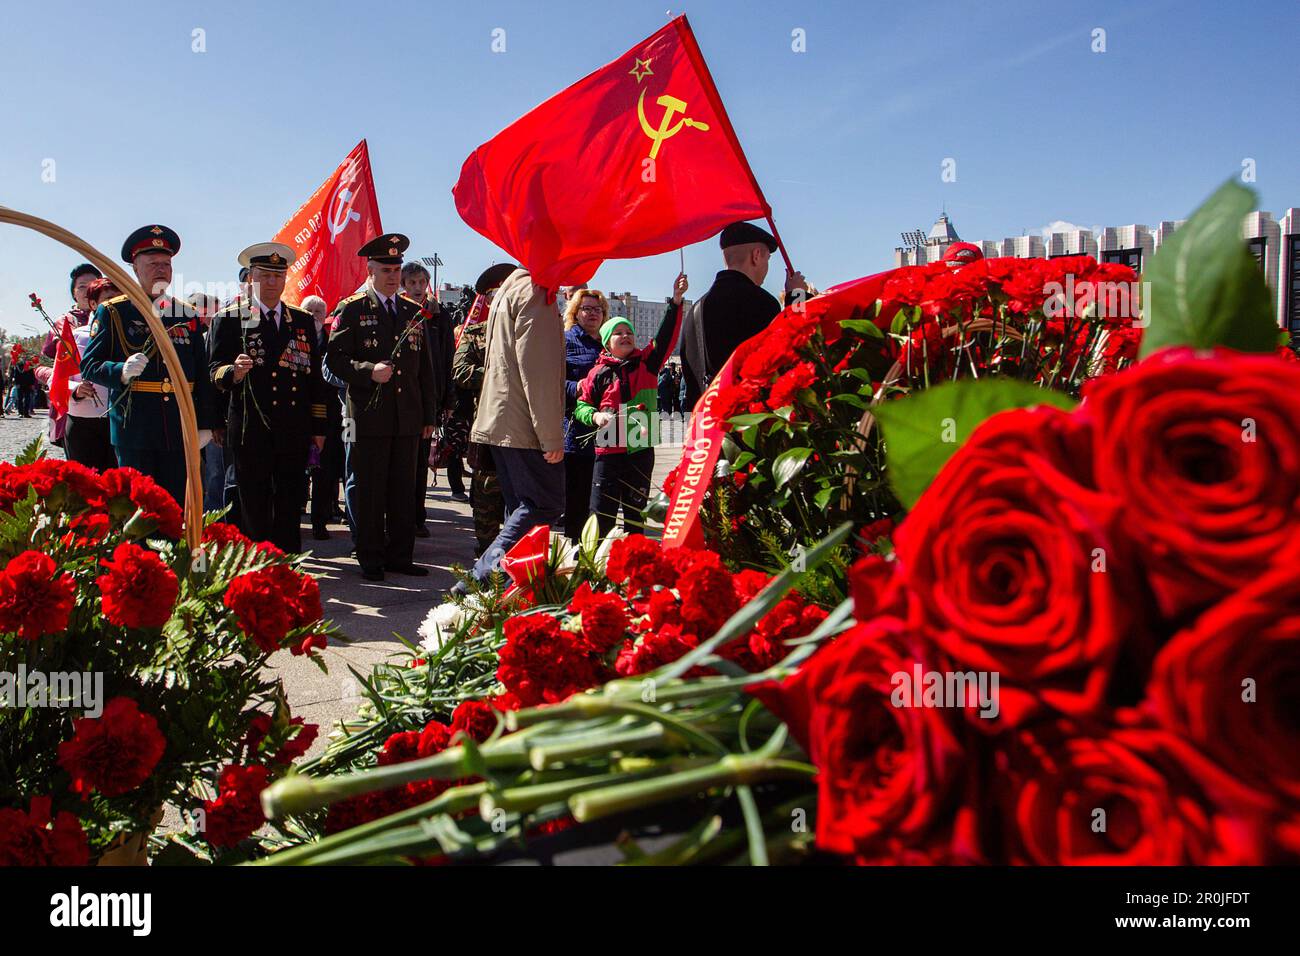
[{"x1": 471, "y1": 465, "x2": 504, "y2": 557}]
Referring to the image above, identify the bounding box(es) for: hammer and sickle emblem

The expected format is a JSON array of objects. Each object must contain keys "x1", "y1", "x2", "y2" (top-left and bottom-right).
[
  {"x1": 328, "y1": 187, "x2": 362, "y2": 243},
  {"x1": 637, "y1": 89, "x2": 710, "y2": 160}
]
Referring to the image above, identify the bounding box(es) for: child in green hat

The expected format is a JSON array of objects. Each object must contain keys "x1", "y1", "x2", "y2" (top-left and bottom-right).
[{"x1": 574, "y1": 273, "x2": 688, "y2": 536}]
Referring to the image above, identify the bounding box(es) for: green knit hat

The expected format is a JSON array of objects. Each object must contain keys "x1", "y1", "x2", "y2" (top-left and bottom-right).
[{"x1": 599, "y1": 316, "x2": 634, "y2": 349}]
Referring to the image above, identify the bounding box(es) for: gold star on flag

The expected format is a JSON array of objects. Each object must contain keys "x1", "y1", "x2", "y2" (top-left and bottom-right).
[{"x1": 629, "y1": 57, "x2": 653, "y2": 83}]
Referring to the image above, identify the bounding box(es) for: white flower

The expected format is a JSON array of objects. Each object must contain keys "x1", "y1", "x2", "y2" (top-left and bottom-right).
[
  {"x1": 593, "y1": 528, "x2": 630, "y2": 574},
  {"x1": 417, "y1": 601, "x2": 466, "y2": 653}
]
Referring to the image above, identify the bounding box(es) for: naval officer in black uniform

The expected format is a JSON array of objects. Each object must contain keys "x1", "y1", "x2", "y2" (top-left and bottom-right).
[
  {"x1": 208, "y1": 242, "x2": 328, "y2": 553},
  {"x1": 80, "y1": 224, "x2": 215, "y2": 509},
  {"x1": 324, "y1": 234, "x2": 437, "y2": 580}
]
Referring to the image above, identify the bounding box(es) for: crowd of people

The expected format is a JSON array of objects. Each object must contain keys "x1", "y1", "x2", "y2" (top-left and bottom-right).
[{"x1": 21, "y1": 218, "x2": 806, "y2": 594}]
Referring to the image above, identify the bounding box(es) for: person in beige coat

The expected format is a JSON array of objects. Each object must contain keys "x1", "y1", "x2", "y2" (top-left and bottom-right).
[{"x1": 459, "y1": 266, "x2": 566, "y2": 590}]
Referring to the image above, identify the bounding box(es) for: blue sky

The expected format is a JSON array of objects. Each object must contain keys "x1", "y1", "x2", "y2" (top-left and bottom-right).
[{"x1": 1, "y1": 0, "x2": 1297, "y2": 332}]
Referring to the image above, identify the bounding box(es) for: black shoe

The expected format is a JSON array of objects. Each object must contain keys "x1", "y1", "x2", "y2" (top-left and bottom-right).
[
  {"x1": 361, "y1": 567, "x2": 385, "y2": 582},
  {"x1": 385, "y1": 563, "x2": 429, "y2": 576},
  {"x1": 312, "y1": 528, "x2": 330, "y2": 541},
  {"x1": 414, "y1": 525, "x2": 430, "y2": 538},
  {"x1": 450, "y1": 491, "x2": 469, "y2": 503}
]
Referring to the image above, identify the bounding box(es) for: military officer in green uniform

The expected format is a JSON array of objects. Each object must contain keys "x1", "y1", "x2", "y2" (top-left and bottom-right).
[
  {"x1": 325, "y1": 233, "x2": 437, "y2": 580},
  {"x1": 81, "y1": 224, "x2": 215, "y2": 508},
  {"x1": 208, "y1": 242, "x2": 328, "y2": 553}
]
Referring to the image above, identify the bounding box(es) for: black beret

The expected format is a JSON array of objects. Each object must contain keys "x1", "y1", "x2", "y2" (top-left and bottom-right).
[
  {"x1": 719, "y1": 221, "x2": 777, "y2": 252},
  {"x1": 475, "y1": 263, "x2": 519, "y2": 295},
  {"x1": 121, "y1": 224, "x2": 180, "y2": 262}
]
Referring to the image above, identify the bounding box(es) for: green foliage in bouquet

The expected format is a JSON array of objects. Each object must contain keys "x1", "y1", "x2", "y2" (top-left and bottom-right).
[{"x1": 0, "y1": 443, "x2": 338, "y2": 863}]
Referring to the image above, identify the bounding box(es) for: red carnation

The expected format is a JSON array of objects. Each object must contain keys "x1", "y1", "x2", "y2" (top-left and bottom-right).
[
  {"x1": 767, "y1": 361, "x2": 817, "y2": 410},
  {"x1": 290, "y1": 634, "x2": 328, "y2": 657},
  {"x1": 569, "y1": 583, "x2": 630, "y2": 654},
  {"x1": 105, "y1": 468, "x2": 183, "y2": 538},
  {"x1": 0, "y1": 796, "x2": 90, "y2": 866},
  {"x1": 497, "y1": 613, "x2": 605, "y2": 706},
  {"x1": 57, "y1": 697, "x2": 167, "y2": 797},
  {"x1": 605, "y1": 534, "x2": 678, "y2": 594},
  {"x1": 451, "y1": 699, "x2": 501, "y2": 743},
  {"x1": 0, "y1": 551, "x2": 75, "y2": 640},
  {"x1": 677, "y1": 551, "x2": 739, "y2": 637},
  {"x1": 97, "y1": 542, "x2": 178, "y2": 629},
  {"x1": 244, "y1": 714, "x2": 318, "y2": 766},
  {"x1": 615, "y1": 624, "x2": 698, "y2": 677},
  {"x1": 225, "y1": 564, "x2": 322, "y2": 653},
  {"x1": 203, "y1": 764, "x2": 271, "y2": 848},
  {"x1": 202, "y1": 522, "x2": 251, "y2": 549}
]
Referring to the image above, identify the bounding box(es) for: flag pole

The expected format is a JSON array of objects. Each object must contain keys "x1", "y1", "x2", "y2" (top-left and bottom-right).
[
  {"x1": 765, "y1": 213, "x2": 794, "y2": 275},
  {"x1": 675, "y1": 16, "x2": 795, "y2": 275}
]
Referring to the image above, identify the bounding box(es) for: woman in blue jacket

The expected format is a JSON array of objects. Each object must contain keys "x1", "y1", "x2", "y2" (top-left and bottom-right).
[{"x1": 562, "y1": 289, "x2": 609, "y2": 541}]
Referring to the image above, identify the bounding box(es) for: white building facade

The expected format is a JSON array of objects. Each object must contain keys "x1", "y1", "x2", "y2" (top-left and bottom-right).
[{"x1": 895, "y1": 208, "x2": 1300, "y2": 341}]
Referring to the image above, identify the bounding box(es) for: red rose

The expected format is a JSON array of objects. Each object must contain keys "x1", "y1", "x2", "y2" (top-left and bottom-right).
[
  {"x1": 0, "y1": 796, "x2": 89, "y2": 866},
  {"x1": 894, "y1": 406, "x2": 1136, "y2": 726},
  {"x1": 712, "y1": 381, "x2": 763, "y2": 427},
  {"x1": 97, "y1": 542, "x2": 178, "y2": 629},
  {"x1": 497, "y1": 613, "x2": 605, "y2": 706},
  {"x1": 57, "y1": 697, "x2": 167, "y2": 797},
  {"x1": 0, "y1": 551, "x2": 75, "y2": 640},
  {"x1": 1146, "y1": 556, "x2": 1300, "y2": 805},
  {"x1": 992, "y1": 723, "x2": 1269, "y2": 864},
  {"x1": 203, "y1": 764, "x2": 271, "y2": 848},
  {"x1": 451, "y1": 699, "x2": 501, "y2": 743},
  {"x1": 761, "y1": 618, "x2": 967, "y2": 860},
  {"x1": 569, "y1": 583, "x2": 629, "y2": 654},
  {"x1": 848, "y1": 555, "x2": 905, "y2": 621},
  {"x1": 1081, "y1": 347, "x2": 1300, "y2": 619}
]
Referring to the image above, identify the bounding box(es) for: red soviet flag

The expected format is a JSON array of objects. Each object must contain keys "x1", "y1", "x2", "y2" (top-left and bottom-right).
[
  {"x1": 275, "y1": 139, "x2": 383, "y2": 309},
  {"x1": 453, "y1": 15, "x2": 769, "y2": 291},
  {"x1": 47, "y1": 318, "x2": 80, "y2": 417}
]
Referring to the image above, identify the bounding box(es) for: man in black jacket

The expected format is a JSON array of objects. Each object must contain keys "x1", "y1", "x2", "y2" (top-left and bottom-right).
[
  {"x1": 680, "y1": 221, "x2": 806, "y2": 411},
  {"x1": 325, "y1": 233, "x2": 438, "y2": 581},
  {"x1": 208, "y1": 242, "x2": 328, "y2": 553}
]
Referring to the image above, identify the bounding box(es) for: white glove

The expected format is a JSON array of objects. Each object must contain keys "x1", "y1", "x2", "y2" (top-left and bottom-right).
[
  {"x1": 121, "y1": 352, "x2": 149, "y2": 383},
  {"x1": 198, "y1": 429, "x2": 213, "y2": 450}
]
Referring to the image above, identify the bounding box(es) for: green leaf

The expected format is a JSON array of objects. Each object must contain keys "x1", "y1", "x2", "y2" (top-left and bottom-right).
[
  {"x1": 771, "y1": 447, "x2": 813, "y2": 490},
  {"x1": 813, "y1": 486, "x2": 836, "y2": 510},
  {"x1": 875, "y1": 379, "x2": 1076, "y2": 509},
  {"x1": 838, "y1": 319, "x2": 884, "y2": 339},
  {"x1": 1140, "y1": 179, "x2": 1278, "y2": 358},
  {"x1": 14, "y1": 435, "x2": 45, "y2": 466},
  {"x1": 726, "y1": 412, "x2": 775, "y2": 429}
]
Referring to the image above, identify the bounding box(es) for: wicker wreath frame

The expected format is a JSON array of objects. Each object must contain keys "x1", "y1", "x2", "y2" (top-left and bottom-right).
[{"x1": 1, "y1": 207, "x2": 204, "y2": 548}]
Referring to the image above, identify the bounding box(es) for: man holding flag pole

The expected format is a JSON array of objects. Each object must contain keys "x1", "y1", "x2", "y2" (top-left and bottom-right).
[{"x1": 451, "y1": 13, "x2": 802, "y2": 559}]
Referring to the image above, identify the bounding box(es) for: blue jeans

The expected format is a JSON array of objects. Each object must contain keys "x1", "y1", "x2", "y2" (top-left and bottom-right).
[
  {"x1": 203, "y1": 442, "x2": 225, "y2": 514},
  {"x1": 470, "y1": 446, "x2": 565, "y2": 582},
  {"x1": 342, "y1": 439, "x2": 357, "y2": 538}
]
